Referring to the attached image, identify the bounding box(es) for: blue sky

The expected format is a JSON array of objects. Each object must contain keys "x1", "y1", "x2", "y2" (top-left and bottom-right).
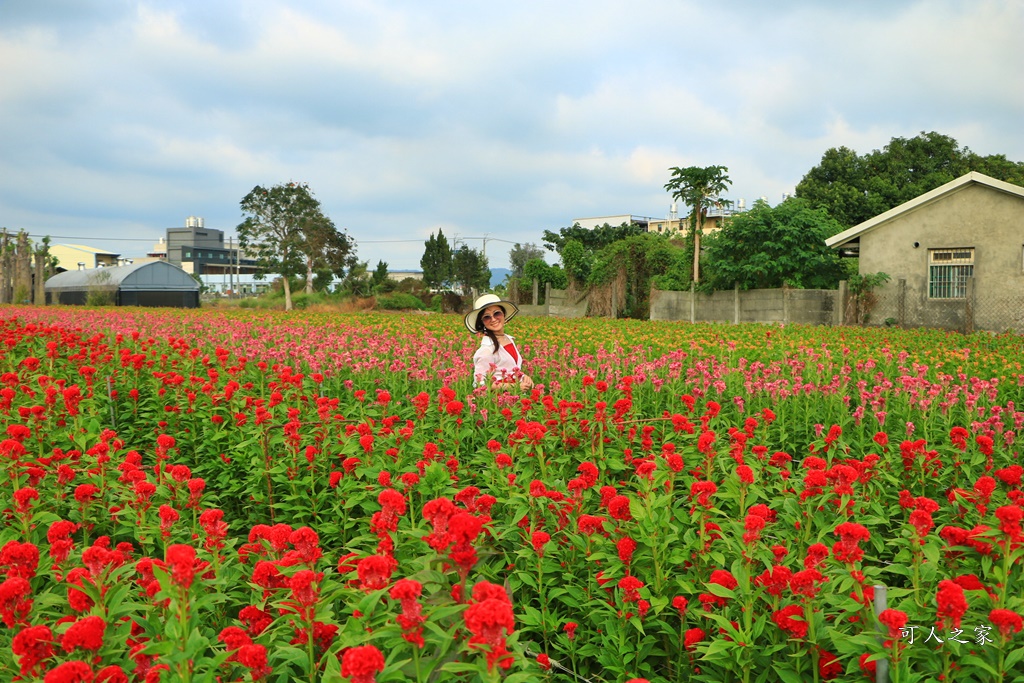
[{"x1": 1, "y1": 0, "x2": 1021, "y2": 270}]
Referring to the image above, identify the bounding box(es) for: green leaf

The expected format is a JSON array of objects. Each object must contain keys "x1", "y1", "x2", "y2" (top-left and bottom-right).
[
  {"x1": 1004, "y1": 645, "x2": 1024, "y2": 671},
  {"x1": 705, "y1": 582, "x2": 737, "y2": 599},
  {"x1": 961, "y1": 654, "x2": 998, "y2": 676},
  {"x1": 773, "y1": 663, "x2": 807, "y2": 683},
  {"x1": 703, "y1": 638, "x2": 734, "y2": 657}
]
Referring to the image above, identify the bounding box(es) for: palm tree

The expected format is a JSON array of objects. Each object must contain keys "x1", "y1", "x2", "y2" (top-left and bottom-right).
[{"x1": 664, "y1": 165, "x2": 732, "y2": 284}]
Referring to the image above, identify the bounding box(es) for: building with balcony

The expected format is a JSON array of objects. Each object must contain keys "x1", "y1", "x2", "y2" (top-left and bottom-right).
[{"x1": 50, "y1": 244, "x2": 123, "y2": 272}]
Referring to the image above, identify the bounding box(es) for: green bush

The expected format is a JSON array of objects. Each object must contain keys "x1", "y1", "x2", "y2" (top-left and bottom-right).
[
  {"x1": 290, "y1": 292, "x2": 324, "y2": 310},
  {"x1": 86, "y1": 289, "x2": 115, "y2": 307},
  {"x1": 397, "y1": 277, "x2": 428, "y2": 295},
  {"x1": 376, "y1": 293, "x2": 425, "y2": 311}
]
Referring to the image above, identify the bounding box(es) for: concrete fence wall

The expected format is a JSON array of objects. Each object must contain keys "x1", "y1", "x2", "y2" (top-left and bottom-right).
[
  {"x1": 517, "y1": 283, "x2": 588, "y2": 318},
  {"x1": 516, "y1": 279, "x2": 843, "y2": 326},
  {"x1": 650, "y1": 284, "x2": 841, "y2": 326}
]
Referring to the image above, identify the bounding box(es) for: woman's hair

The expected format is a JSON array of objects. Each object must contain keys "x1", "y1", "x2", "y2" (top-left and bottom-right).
[{"x1": 475, "y1": 315, "x2": 500, "y2": 353}]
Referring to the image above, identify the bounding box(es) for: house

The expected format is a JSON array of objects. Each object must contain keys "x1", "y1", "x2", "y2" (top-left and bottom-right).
[
  {"x1": 579, "y1": 201, "x2": 745, "y2": 237},
  {"x1": 647, "y1": 209, "x2": 734, "y2": 236},
  {"x1": 386, "y1": 269, "x2": 423, "y2": 283},
  {"x1": 166, "y1": 219, "x2": 258, "y2": 277},
  {"x1": 50, "y1": 244, "x2": 121, "y2": 272},
  {"x1": 826, "y1": 172, "x2": 1024, "y2": 333},
  {"x1": 572, "y1": 215, "x2": 655, "y2": 231}
]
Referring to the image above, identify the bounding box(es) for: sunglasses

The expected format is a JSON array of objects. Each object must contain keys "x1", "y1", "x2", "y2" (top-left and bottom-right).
[{"x1": 481, "y1": 309, "x2": 504, "y2": 322}]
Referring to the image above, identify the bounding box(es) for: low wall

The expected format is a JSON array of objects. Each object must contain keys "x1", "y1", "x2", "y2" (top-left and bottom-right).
[
  {"x1": 651, "y1": 286, "x2": 838, "y2": 325},
  {"x1": 517, "y1": 282, "x2": 840, "y2": 326},
  {"x1": 516, "y1": 286, "x2": 588, "y2": 318}
]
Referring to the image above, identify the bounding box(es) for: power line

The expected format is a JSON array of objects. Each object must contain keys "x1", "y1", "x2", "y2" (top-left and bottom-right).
[
  {"x1": 354, "y1": 239, "x2": 428, "y2": 243},
  {"x1": 19, "y1": 232, "x2": 516, "y2": 246},
  {"x1": 18, "y1": 233, "x2": 164, "y2": 242},
  {"x1": 14, "y1": 233, "x2": 436, "y2": 246},
  {"x1": 461, "y1": 236, "x2": 519, "y2": 244}
]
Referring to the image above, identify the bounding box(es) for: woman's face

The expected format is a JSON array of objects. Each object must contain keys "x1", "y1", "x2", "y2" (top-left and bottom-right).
[{"x1": 480, "y1": 305, "x2": 505, "y2": 334}]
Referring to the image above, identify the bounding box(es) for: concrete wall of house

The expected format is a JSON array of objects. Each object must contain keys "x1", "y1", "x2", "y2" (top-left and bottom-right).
[{"x1": 859, "y1": 183, "x2": 1024, "y2": 332}]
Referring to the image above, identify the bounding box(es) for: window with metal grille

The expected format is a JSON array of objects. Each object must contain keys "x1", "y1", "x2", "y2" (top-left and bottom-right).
[{"x1": 928, "y1": 248, "x2": 974, "y2": 299}]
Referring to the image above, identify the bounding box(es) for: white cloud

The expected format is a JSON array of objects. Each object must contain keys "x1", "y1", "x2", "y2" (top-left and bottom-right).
[{"x1": 0, "y1": 0, "x2": 1020, "y2": 271}]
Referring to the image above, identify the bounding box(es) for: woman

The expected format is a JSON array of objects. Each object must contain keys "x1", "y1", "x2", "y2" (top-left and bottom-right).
[{"x1": 465, "y1": 294, "x2": 534, "y2": 390}]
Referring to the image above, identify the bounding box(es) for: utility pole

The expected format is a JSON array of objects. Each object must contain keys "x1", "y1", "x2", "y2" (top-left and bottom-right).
[
  {"x1": 235, "y1": 236, "x2": 241, "y2": 298},
  {"x1": 228, "y1": 236, "x2": 234, "y2": 297}
]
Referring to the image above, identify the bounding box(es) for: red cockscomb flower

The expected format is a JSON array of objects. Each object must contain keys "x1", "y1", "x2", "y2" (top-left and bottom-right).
[
  {"x1": 772, "y1": 604, "x2": 807, "y2": 639},
  {"x1": 988, "y1": 609, "x2": 1023, "y2": 640},
  {"x1": 877, "y1": 608, "x2": 907, "y2": 638},
  {"x1": 61, "y1": 615, "x2": 106, "y2": 653},
  {"x1": 341, "y1": 644, "x2": 385, "y2": 683},
  {"x1": 832, "y1": 522, "x2": 870, "y2": 565},
  {"x1": 43, "y1": 660, "x2": 93, "y2": 683},
  {"x1": 684, "y1": 627, "x2": 705, "y2": 651},
  {"x1": 390, "y1": 578, "x2": 425, "y2": 648},
  {"x1": 531, "y1": 531, "x2": 551, "y2": 558},
  {"x1": 12, "y1": 623, "x2": 54, "y2": 678},
  {"x1": 464, "y1": 581, "x2": 516, "y2": 671},
  {"x1": 936, "y1": 579, "x2": 967, "y2": 630},
  {"x1": 357, "y1": 554, "x2": 395, "y2": 592},
  {"x1": 618, "y1": 576, "x2": 645, "y2": 604}
]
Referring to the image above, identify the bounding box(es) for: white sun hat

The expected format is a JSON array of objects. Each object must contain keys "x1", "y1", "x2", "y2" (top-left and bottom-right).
[{"x1": 463, "y1": 293, "x2": 520, "y2": 333}]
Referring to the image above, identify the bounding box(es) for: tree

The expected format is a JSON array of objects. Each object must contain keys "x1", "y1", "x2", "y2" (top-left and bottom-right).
[
  {"x1": 337, "y1": 260, "x2": 370, "y2": 297},
  {"x1": 300, "y1": 213, "x2": 356, "y2": 295},
  {"x1": 701, "y1": 198, "x2": 848, "y2": 291},
  {"x1": 560, "y1": 239, "x2": 590, "y2": 287},
  {"x1": 370, "y1": 260, "x2": 390, "y2": 292},
  {"x1": 542, "y1": 222, "x2": 644, "y2": 254},
  {"x1": 508, "y1": 242, "x2": 545, "y2": 277},
  {"x1": 522, "y1": 258, "x2": 567, "y2": 301},
  {"x1": 238, "y1": 182, "x2": 352, "y2": 310},
  {"x1": 420, "y1": 230, "x2": 453, "y2": 290},
  {"x1": 796, "y1": 132, "x2": 1024, "y2": 228},
  {"x1": 542, "y1": 222, "x2": 643, "y2": 294},
  {"x1": 588, "y1": 232, "x2": 679, "y2": 318},
  {"x1": 664, "y1": 165, "x2": 732, "y2": 284},
  {"x1": 452, "y1": 245, "x2": 490, "y2": 296}
]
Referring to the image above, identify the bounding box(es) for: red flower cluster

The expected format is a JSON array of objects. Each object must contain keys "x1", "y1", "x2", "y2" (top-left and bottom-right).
[
  {"x1": 390, "y1": 578, "x2": 425, "y2": 648},
  {"x1": 341, "y1": 644, "x2": 385, "y2": 683},
  {"x1": 218, "y1": 626, "x2": 273, "y2": 680},
  {"x1": 61, "y1": 615, "x2": 106, "y2": 653},
  {"x1": 832, "y1": 522, "x2": 870, "y2": 565},
  {"x1": 699, "y1": 570, "x2": 737, "y2": 610},
  {"x1": 463, "y1": 581, "x2": 515, "y2": 671},
  {"x1": 877, "y1": 608, "x2": 908, "y2": 639},
  {"x1": 772, "y1": 604, "x2": 807, "y2": 639},
  {"x1": 988, "y1": 608, "x2": 1023, "y2": 640},
  {"x1": 935, "y1": 579, "x2": 967, "y2": 630}
]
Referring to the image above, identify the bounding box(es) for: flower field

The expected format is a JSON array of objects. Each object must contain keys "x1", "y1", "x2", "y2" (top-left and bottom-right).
[{"x1": 1, "y1": 306, "x2": 1023, "y2": 683}]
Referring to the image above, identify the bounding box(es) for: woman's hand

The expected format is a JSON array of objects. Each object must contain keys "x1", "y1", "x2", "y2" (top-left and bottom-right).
[{"x1": 519, "y1": 374, "x2": 534, "y2": 390}]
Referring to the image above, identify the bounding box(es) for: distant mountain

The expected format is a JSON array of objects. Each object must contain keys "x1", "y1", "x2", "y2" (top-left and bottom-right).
[{"x1": 490, "y1": 268, "x2": 511, "y2": 288}]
